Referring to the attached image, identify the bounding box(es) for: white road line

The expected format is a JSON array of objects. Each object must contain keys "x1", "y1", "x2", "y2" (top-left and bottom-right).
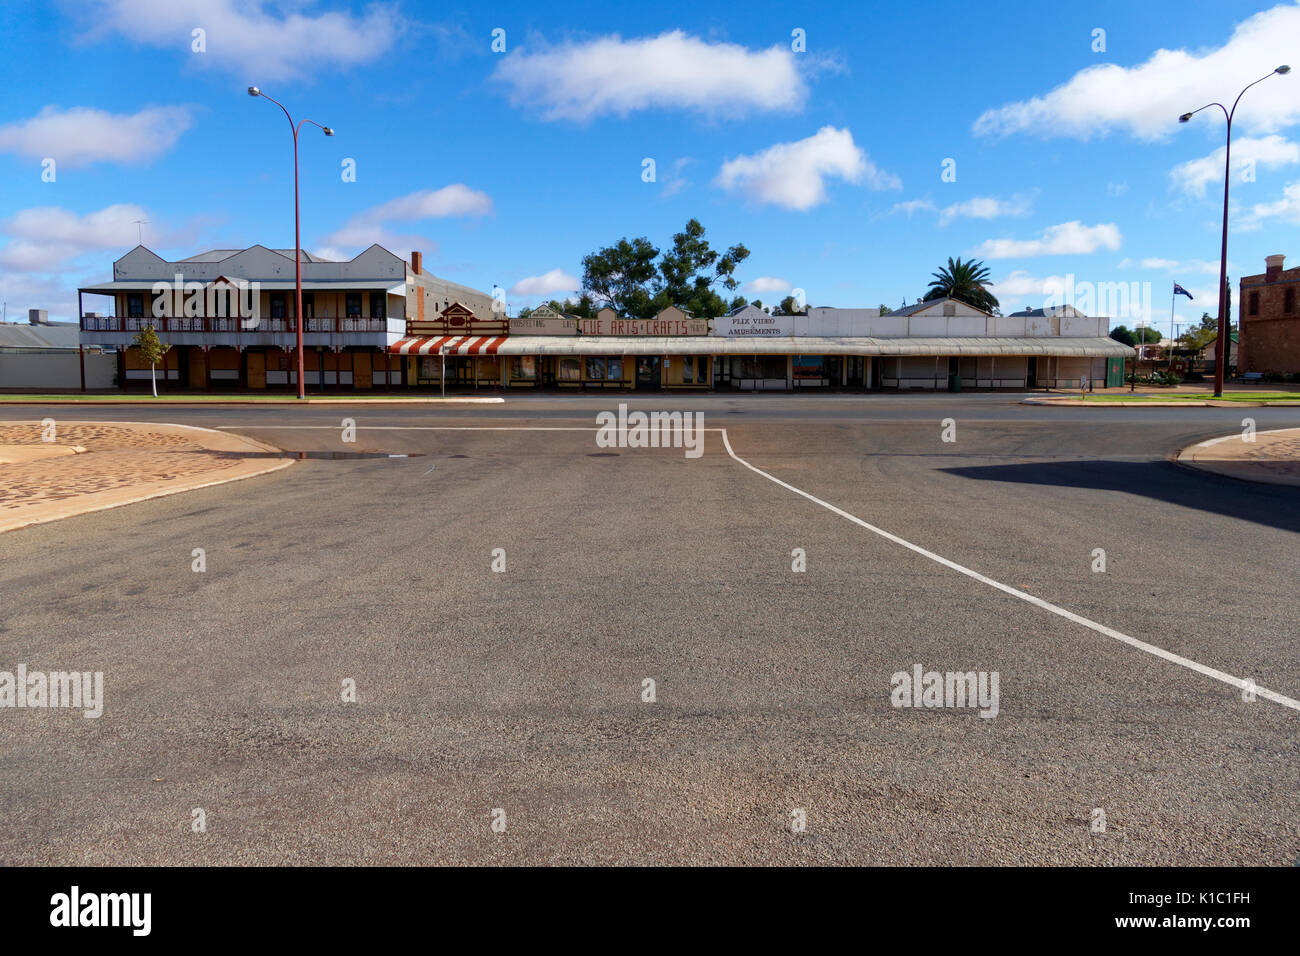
[
  {"x1": 211, "y1": 419, "x2": 1297, "y2": 712},
  {"x1": 718, "y1": 428, "x2": 1300, "y2": 714},
  {"x1": 216, "y1": 425, "x2": 729, "y2": 431}
]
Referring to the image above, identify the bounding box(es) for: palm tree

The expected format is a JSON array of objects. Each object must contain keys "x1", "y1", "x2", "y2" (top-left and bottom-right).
[{"x1": 923, "y1": 257, "x2": 999, "y2": 313}]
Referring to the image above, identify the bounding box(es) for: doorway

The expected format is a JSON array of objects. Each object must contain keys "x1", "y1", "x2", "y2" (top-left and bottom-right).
[
  {"x1": 636, "y1": 356, "x2": 661, "y2": 388},
  {"x1": 1026, "y1": 356, "x2": 1038, "y2": 388}
]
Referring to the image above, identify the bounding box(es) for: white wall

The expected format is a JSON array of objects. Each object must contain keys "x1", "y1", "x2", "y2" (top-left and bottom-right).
[{"x1": 0, "y1": 351, "x2": 116, "y2": 389}]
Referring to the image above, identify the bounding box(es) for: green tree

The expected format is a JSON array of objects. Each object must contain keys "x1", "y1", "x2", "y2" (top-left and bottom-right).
[
  {"x1": 132, "y1": 324, "x2": 170, "y2": 397},
  {"x1": 581, "y1": 237, "x2": 659, "y2": 316},
  {"x1": 1178, "y1": 312, "x2": 1221, "y2": 352},
  {"x1": 778, "y1": 295, "x2": 806, "y2": 315},
  {"x1": 1135, "y1": 326, "x2": 1162, "y2": 344},
  {"x1": 1109, "y1": 325, "x2": 1138, "y2": 347},
  {"x1": 878, "y1": 303, "x2": 893, "y2": 315},
  {"x1": 653, "y1": 219, "x2": 749, "y2": 316},
  {"x1": 922, "y1": 257, "x2": 999, "y2": 313},
  {"x1": 580, "y1": 219, "x2": 749, "y2": 316},
  {"x1": 729, "y1": 295, "x2": 748, "y2": 311}
]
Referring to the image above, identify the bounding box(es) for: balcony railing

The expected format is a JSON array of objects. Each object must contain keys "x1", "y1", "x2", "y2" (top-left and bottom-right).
[{"x1": 81, "y1": 315, "x2": 389, "y2": 333}]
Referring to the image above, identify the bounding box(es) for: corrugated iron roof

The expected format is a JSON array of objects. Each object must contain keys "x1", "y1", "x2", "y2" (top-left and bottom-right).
[{"x1": 0, "y1": 323, "x2": 81, "y2": 349}]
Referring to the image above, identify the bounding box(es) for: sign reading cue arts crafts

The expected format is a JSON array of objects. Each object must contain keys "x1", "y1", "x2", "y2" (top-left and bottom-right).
[{"x1": 579, "y1": 316, "x2": 708, "y2": 336}]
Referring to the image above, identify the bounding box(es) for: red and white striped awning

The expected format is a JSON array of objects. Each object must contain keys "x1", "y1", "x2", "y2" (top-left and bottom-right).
[{"x1": 388, "y1": 334, "x2": 508, "y2": 356}]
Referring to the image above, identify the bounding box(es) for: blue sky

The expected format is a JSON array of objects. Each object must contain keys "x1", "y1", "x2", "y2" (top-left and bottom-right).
[{"x1": 1, "y1": 0, "x2": 1298, "y2": 335}]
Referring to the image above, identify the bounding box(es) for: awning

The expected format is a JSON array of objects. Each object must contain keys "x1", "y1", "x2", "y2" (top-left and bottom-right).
[
  {"x1": 389, "y1": 334, "x2": 508, "y2": 355},
  {"x1": 492, "y1": 335, "x2": 1135, "y2": 357}
]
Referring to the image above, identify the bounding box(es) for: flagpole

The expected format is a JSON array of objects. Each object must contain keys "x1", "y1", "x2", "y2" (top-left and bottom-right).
[{"x1": 1170, "y1": 284, "x2": 1177, "y2": 373}]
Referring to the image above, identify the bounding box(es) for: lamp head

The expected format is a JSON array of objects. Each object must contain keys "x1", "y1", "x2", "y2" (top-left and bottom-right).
[
  {"x1": 247, "y1": 86, "x2": 260, "y2": 97},
  {"x1": 1276, "y1": 65, "x2": 1291, "y2": 75},
  {"x1": 1178, "y1": 112, "x2": 1193, "y2": 123},
  {"x1": 322, "y1": 126, "x2": 335, "y2": 136}
]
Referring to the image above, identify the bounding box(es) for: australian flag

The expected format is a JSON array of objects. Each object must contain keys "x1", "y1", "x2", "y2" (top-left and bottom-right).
[{"x1": 1173, "y1": 283, "x2": 1194, "y2": 300}]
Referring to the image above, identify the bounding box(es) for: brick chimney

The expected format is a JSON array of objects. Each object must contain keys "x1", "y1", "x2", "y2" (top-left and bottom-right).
[
  {"x1": 1265, "y1": 254, "x2": 1285, "y2": 281},
  {"x1": 410, "y1": 251, "x2": 422, "y2": 275}
]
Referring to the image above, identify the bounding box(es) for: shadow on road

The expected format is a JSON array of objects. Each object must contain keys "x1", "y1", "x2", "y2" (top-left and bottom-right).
[{"x1": 940, "y1": 459, "x2": 1300, "y2": 535}]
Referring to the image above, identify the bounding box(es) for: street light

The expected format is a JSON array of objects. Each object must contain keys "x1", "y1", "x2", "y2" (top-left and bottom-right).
[
  {"x1": 1178, "y1": 65, "x2": 1289, "y2": 397},
  {"x1": 248, "y1": 86, "x2": 334, "y2": 399}
]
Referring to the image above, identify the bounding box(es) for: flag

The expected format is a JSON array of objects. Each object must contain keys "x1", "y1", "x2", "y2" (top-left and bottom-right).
[{"x1": 1173, "y1": 283, "x2": 1193, "y2": 300}]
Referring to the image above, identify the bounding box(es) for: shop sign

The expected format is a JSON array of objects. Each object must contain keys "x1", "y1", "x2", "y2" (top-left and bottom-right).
[
  {"x1": 578, "y1": 316, "x2": 708, "y2": 336},
  {"x1": 711, "y1": 310, "x2": 794, "y2": 337}
]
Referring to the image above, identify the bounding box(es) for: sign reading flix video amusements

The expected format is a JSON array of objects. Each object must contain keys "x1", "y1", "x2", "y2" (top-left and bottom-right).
[{"x1": 711, "y1": 306, "x2": 794, "y2": 337}]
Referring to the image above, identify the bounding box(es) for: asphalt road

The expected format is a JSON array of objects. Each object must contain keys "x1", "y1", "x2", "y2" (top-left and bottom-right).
[{"x1": 1, "y1": 394, "x2": 1297, "y2": 865}]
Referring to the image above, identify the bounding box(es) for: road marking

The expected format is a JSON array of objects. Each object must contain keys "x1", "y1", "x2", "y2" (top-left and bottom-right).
[
  {"x1": 719, "y1": 428, "x2": 1300, "y2": 714},
  {"x1": 211, "y1": 420, "x2": 1297, "y2": 712},
  {"x1": 1195, "y1": 427, "x2": 1300, "y2": 448},
  {"x1": 216, "y1": 425, "x2": 729, "y2": 431}
]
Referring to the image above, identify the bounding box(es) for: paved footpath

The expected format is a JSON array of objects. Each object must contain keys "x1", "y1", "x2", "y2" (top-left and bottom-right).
[
  {"x1": 0, "y1": 420, "x2": 292, "y2": 533},
  {"x1": 1177, "y1": 426, "x2": 1300, "y2": 486}
]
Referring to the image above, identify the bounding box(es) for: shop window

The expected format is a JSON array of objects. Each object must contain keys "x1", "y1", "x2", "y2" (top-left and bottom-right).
[
  {"x1": 585, "y1": 356, "x2": 607, "y2": 380},
  {"x1": 370, "y1": 292, "x2": 386, "y2": 319},
  {"x1": 793, "y1": 355, "x2": 824, "y2": 380},
  {"x1": 681, "y1": 357, "x2": 693, "y2": 384},
  {"x1": 1249, "y1": 292, "x2": 1259, "y2": 316},
  {"x1": 1286, "y1": 288, "x2": 1296, "y2": 314},
  {"x1": 606, "y1": 358, "x2": 623, "y2": 380},
  {"x1": 510, "y1": 356, "x2": 537, "y2": 380},
  {"x1": 558, "y1": 357, "x2": 582, "y2": 381},
  {"x1": 740, "y1": 356, "x2": 787, "y2": 379},
  {"x1": 346, "y1": 293, "x2": 362, "y2": 317}
]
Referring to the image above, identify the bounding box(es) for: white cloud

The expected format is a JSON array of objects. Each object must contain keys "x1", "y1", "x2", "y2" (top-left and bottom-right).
[
  {"x1": 1170, "y1": 134, "x2": 1300, "y2": 196},
  {"x1": 319, "y1": 185, "x2": 493, "y2": 258},
  {"x1": 937, "y1": 191, "x2": 1035, "y2": 226},
  {"x1": 508, "y1": 269, "x2": 579, "y2": 297},
  {"x1": 1237, "y1": 181, "x2": 1300, "y2": 230},
  {"x1": 972, "y1": 221, "x2": 1122, "y2": 259},
  {"x1": 492, "y1": 30, "x2": 805, "y2": 121},
  {"x1": 1119, "y1": 257, "x2": 1224, "y2": 274},
  {"x1": 889, "y1": 198, "x2": 936, "y2": 217},
  {"x1": 715, "y1": 127, "x2": 898, "y2": 211},
  {"x1": 0, "y1": 105, "x2": 192, "y2": 167},
  {"x1": 0, "y1": 203, "x2": 192, "y2": 320},
  {"x1": 0, "y1": 204, "x2": 179, "y2": 272},
  {"x1": 365, "y1": 186, "x2": 494, "y2": 221},
  {"x1": 746, "y1": 277, "x2": 791, "y2": 294},
  {"x1": 661, "y1": 157, "x2": 693, "y2": 198},
  {"x1": 994, "y1": 270, "x2": 1069, "y2": 298},
  {"x1": 81, "y1": 0, "x2": 401, "y2": 81},
  {"x1": 973, "y1": 4, "x2": 1300, "y2": 141}
]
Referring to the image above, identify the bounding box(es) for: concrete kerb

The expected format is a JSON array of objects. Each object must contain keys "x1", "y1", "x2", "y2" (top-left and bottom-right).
[{"x1": 0, "y1": 420, "x2": 295, "y2": 534}]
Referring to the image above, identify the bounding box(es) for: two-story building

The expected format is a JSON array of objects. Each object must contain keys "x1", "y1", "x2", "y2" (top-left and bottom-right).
[
  {"x1": 1239, "y1": 254, "x2": 1299, "y2": 375},
  {"x1": 78, "y1": 245, "x2": 494, "y2": 391}
]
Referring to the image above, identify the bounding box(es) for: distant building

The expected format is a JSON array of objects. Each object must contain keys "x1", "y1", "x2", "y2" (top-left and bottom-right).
[
  {"x1": 78, "y1": 245, "x2": 494, "y2": 390},
  {"x1": 1239, "y1": 254, "x2": 1299, "y2": 374},
  {"x1": 0, "y1": 310, "x2": 114, "y2": 390}
]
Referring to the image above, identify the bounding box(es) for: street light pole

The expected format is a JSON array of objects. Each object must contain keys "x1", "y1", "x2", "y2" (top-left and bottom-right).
[
  {"x1": 1179, "y1": 65, "x2": 1290, "y2": 397},
  {"x1": 248, "y1": 87, "x2": 333, "y2": 400}
]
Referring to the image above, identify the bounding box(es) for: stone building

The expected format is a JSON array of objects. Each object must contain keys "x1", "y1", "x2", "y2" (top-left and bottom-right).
[{"x1": 1239, "y1": 254, "x2": 1300, "y2": 374}]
